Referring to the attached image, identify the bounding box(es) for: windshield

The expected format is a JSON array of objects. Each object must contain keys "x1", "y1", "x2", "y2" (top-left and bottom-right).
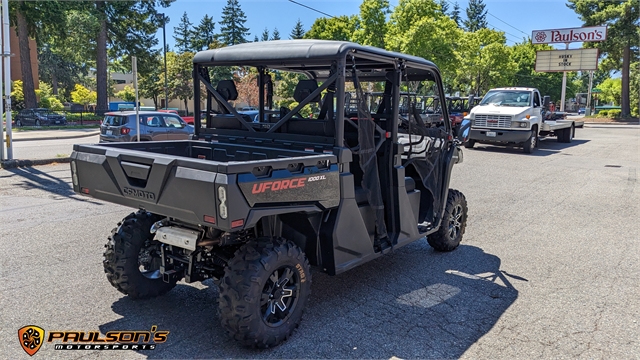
[{"x1": 480, "y1": 90, "x2": 531, "y2": 107}]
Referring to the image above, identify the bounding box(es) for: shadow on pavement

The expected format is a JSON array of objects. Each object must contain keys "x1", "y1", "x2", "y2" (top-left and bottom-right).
[
  {"x1": 4, "y1": 166, "x2": 102, "y2": 205},
  {"x1": 471, "y1": 139, "x2": 590, "y2": 157},
  {"x1": 101, "y1": 242, "x2": 520, "y2": 359}
]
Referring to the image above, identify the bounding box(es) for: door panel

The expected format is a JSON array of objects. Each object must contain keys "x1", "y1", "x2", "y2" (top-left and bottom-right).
[{"x1": 141, "y1": 115, "x2": 168, "y2": 141}]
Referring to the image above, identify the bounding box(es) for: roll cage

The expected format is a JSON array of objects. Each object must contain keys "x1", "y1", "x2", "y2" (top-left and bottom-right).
[{"x1": 191, "y1": 40, "x2": 452, "y2": 147}]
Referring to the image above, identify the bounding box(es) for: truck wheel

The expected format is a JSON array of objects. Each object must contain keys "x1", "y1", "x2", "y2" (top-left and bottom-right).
[
  {"x1": 558, "y1": 125, "x2": 574, "y2": 143},
  {"x1": 219, "y1": 238, "x2": 311, "y2": 348},
  {"x1": 464, "y1": 140, "x2": 476, "y2": 149},
  {"x1": 427, "y1": 189, "x2": 468, "y2": 252},
  {"x1": 103, "y1": 211, "x2": 177, "y2": 299},
  {"x1": 523, "y1": 129, "x2": 537, "y2": 154}
]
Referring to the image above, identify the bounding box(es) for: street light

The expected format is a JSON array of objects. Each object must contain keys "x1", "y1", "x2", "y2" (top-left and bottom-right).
[{"x1": 155, "y1": 13, "x2": 168, "y2": 109}]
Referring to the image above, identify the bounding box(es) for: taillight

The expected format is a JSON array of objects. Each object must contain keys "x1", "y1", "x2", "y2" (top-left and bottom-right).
[{"x1": 120, "y1": 127, "x2": 130, "y2": 135}]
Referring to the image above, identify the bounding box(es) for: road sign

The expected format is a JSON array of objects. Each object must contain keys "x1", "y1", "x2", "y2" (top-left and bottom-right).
[
  {"x1": 591, "y1": 88, "x2": 601, "y2": 93},
  {"x1": 532, "y1": 26, "x2": 607, "y2": 45},
  {"x1": 535, "y1": 48, "x2": 599, "y2": 72}
]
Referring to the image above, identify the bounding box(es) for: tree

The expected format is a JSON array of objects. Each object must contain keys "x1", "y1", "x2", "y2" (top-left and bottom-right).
[
  {"x1": 174, "y1": 12, "x2": 194, "y2": 53},
  {"x1": 192, "y1": 15, "x2": 217, "y2": 51},
  {"x1": 38, "y1": 43, "x2": 88, "y2": 98},
  {"x1": 463, "y1": 0, "x2": 488, "y2": 32},
  {"x1": 167, "y1": 52, "x2": 194, "y2": 114},
  {"x1": 454, "y1": 29, "x2": 516, "y2": 95},
  {"x1": 219, "y1": 0, "x2": 250, "y2": 45},
  {"x1": 71, "y1": 84, "x2": 97, "y2": 109},
  {"x1": 438, "y1": 0, "x2": 449, "y2": 14},
  {"x1": 261, "y1": 28, "x2": 270, "y2": 41},
  {"x1": 386, "y1": 0, "x2": 461, "y2": 76},
  {"x1": 115, "y1": 85, "x2": 137, "y2": 102},
  {"x1": 235, "y1": 71, "x2": 260, "y2": 107},
  {"x1": 451, "y1": 2, "x2": 461, "y2": 27},
  {"x1": 290, "y1": 19, "x2": 305, "y2": 39},
  {"x1": 567, "y1": 0, "x2": 639, "y2": 117},
  {"x1": 139, "y1": 61, "x2": 164, "y2": 109},
  {"x1": 9, "y1": 0, "x2": 74, "y2": 109},
  {"x1": 305, "y1": 16, "x2": 360, "y2": 41},
  {"x1": 353, "y1": 0, "x2": 389, "y2": 49},
  {"x1": 254, "y1": 35, "x2": 259, "y2": 42},
  {"x1": 85, "y1": 1, "x2": 173, "y2": 111},
  {"x1": 596, "y1": 78, "x2": 622, "y2": 105},
  {"x1": 271, "y1": 28, "x2": 281, "y2": 41}
]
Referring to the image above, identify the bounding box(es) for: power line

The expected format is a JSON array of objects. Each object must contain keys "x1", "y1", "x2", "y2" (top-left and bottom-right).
[
  {"x1": 287, "y1": 0, "x2": 335, "y2": 19},
  {"x1": 486, "y1": 12, "x2": 529, "y2": 36}
]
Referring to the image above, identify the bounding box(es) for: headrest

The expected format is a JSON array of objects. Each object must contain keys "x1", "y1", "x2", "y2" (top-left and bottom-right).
[
  {"x1": 216, "y1": 80, "x2": 238, "y2": 101},
  {"x1": 293, "y1": 79, "x2": 320, "y2": 103}
]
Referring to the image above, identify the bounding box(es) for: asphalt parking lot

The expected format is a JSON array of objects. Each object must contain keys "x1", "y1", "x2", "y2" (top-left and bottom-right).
[{"x1": 1, "y1": 125, "x2": 638, "y2": 359}]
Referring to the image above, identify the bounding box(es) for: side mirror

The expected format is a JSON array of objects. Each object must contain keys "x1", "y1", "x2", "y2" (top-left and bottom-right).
[
  {"x1": 543, "y1": 95, "x2": 551, "y2": 109},
  {"x1": 454, "y1": 118, "x2": 471, "y2": 143}
]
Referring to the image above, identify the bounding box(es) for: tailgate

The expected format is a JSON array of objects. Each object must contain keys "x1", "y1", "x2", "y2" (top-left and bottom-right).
[{"x1": 71, "y1": 145, "x2": 222, "y2": 226}]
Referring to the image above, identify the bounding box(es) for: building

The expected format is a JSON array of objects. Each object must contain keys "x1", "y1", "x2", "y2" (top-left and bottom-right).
[{"x1": 2, "y1": 26, "x2": 39, "y2": 88}]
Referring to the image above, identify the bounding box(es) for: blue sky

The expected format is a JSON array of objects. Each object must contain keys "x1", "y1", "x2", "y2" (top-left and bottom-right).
[{"x1": 155, "y1": 0, "x2": 585, "y2": 50}]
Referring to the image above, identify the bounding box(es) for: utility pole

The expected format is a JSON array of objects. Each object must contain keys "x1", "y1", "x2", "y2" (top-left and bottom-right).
[
  {"x1": 560, "y1": 43, "x2": 569, "y2": 112},
  {"x1": 132, "y1": 56, "x2": 140, "y2": 142},
  {"x1": 2, "y1": 0, "x2": 13, "y2": 160},
  {"x1": 586, "y1": 70, "x2": 593, "y2": 116}
]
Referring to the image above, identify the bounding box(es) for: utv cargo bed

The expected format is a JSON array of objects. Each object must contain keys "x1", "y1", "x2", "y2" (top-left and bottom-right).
[{"x1": 71, "y1": 140, "x2": 340, "y2": 230}]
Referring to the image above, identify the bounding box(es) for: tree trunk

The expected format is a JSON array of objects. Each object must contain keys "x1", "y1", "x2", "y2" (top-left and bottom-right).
[
  {"x1": 621, "y1": 42, "x2": 630, "y2": 117},
  {"x1": 184, "y1": 99, "x2": 189, "y2": 115},
  {"x1": 15, "y1": 5, "x2": 36, "y2": 109},
  {"x1": 95, "y1": 1, "x2": 108, "y2": 112},
  {"x1": 51, "y1": 72, "x2": 58, "y2": 95},
  {"x1": 153, "y1": 96, "x2": 158, "y2": 110}
]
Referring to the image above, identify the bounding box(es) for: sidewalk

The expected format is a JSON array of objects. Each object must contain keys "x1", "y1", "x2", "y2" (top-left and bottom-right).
[{"x1": 7, "y1": 128, "x2": 100, "y2": 142}]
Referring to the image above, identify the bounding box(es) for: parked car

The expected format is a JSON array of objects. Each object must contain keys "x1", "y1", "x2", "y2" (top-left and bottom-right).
[
  {"x1": 14, "y1": 108, "x2": 67, "y2": 127},
  {"x1": 578, "y1": 107, "x2": 586, "y2": 115},
  {"x1": 99, "y1": 111, "x2": 194, "y2": 142}
]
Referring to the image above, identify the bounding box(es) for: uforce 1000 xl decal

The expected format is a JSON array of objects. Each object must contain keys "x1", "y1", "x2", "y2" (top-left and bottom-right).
[{"x1": 238, "y1": 169, "x2": 339, "y2": 207}]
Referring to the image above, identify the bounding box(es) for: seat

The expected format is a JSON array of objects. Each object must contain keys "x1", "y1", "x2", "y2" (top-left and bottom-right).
[
  {"x1": 216, "y1": 80, "x2": 238, "y2": 101},
  {"x1": 354, "y1": 177, "x2": 416, "y2": 205}
]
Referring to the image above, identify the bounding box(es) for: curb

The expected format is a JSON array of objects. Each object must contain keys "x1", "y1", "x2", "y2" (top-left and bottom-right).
[
  {"x1": 583, "y1": 122, "x2": 639, "y2": 126},
  {"x1": 1, "y1": 157, "x2": 71, "y2": 169},
  {"x1": 11, "y1": 131, "x2": 100, "y2": 143}
]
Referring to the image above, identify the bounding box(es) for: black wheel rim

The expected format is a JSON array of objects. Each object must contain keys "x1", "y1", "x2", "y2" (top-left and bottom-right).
[
  {"x1": 260, "y1": 265, "x2": 300, "y2": 327},
  {"x1": 448, "y1": 204, "x2": 463, "y2": 240},
  {"x1": 137, "y1": 240, "x2": 162, "y2": 279}
]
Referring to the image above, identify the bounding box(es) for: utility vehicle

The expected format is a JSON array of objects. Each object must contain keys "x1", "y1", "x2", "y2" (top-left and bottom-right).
[{"x1": 70, "y1": 40, "x2": 469, "y2": 348}]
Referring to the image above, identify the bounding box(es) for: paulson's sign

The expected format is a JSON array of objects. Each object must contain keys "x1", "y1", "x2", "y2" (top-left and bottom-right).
[
  {"x1": 535, "y1": 48, "x2": 599, "y2": 72},
  {"x1": 532, "y1": 26, "x2": 607, "y2": 44}
]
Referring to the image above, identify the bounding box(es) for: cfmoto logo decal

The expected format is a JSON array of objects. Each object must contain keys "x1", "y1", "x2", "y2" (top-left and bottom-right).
[
  {"x1": 18, "y1": 325, "x2": 45, "y2": 356},
  {"x1": 123, "y1": 187, "x2": 156, "y2": 200}
]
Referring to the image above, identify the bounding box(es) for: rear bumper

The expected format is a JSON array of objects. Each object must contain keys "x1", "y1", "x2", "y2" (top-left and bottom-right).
[{"x1": 469, "y1": 128, "x2": 531, "y2": 143}]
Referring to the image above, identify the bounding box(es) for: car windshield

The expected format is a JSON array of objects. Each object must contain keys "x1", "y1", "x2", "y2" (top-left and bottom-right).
[{"x1": 480, "y1": 91, "x2": 531, "y2": 107}]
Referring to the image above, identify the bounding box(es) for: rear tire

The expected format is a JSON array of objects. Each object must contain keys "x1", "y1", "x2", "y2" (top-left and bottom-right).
[
  {"x1": 15, "y1": 119, "x2": 22, "y2": 127},
  {"x1": 558, "y1": 125, "x2": 574, "y2": 143},
  {"x1": 464, "y1": 140, "x2": 476, "y2": 149},
  {"x1": 219, "y1": 238, "x2": 311, "y2": 348},
  {"x1": 427, "y1": 189, "x2": 468, "y2": 252},
  {"x1": 103, "y1": 211, "x2": 177, "y2": 299},
  {"x1": 35, "y1": 120, "x2": 41, "y2": 126}
]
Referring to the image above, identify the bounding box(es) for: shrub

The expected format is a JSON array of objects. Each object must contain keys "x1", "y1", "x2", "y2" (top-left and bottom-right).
[
  {"x1": 607, "y1": 109, "x2": 622, "y2": 118},
  {"x1": 597, "y1": 110, "x2": 608, "y2": 117}
]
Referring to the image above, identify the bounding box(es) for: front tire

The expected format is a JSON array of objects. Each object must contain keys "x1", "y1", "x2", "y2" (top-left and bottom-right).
[
  {"x1": 428, "y1": 189, "x2": 468, "y2": 252},
  {"x1": 35, "y1": 120, "x2": 41, "y2": 126},
  {"x1": 103, "y1": 211, "x2": 178, "y2": 299},
  {"x1": 464, "y1": 139, "x2": 476, "y2": 149},
  {"x1": 523, "y1": 128, "x2": 537, "y2": 154},
  {"x1": 219, "y1": 238, "x2": 311, "y2": 348}
]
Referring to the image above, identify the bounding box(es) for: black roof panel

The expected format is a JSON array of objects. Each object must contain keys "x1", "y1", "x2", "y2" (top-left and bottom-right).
[{"x1": 192, "y1": 40, "x2": 437, "y2": 69}]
